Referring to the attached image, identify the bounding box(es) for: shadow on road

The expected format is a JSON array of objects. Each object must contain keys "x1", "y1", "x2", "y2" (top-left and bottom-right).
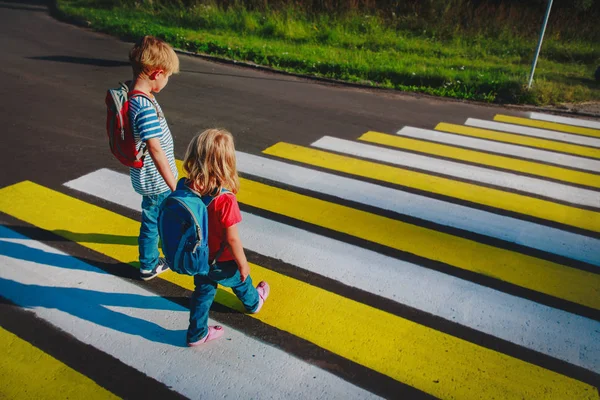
[
  {"x1": 0, "y1": 239, "x2": 187, "y2": 347},
  {"x1": 0, "y1": 225, "x2": 251, "y2": 325},
  {"x1": 0, "y1": 2, "x2": 46, "y2": 11},
  {"x1": 52, "y1": 229, "x2": 138, "y2": 246},
  {"x1": 0, "y1": 225, "x2": 137, "y2": 247},
  {"x1": 28, "y1": 55, "x2": 130, "y2": 67}
]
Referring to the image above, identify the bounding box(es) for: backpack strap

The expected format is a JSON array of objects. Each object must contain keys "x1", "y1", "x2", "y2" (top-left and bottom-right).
[
  {"x1": 128, "y1": 89, "x2": 163, "y2": 119},
  {"x1": 200, "y1": 188, "x2": 231, "y2": 207},
  {"x1": 200, "y1": 188, "x2": 232, "y2": 265},
  {"x1": 176, "y1": 177, "x2": 188, "y2": 191},
  {"x1": 210, "y1": 242, "x2": 227, "y2": 266},
  {"x1": 125, "y1": 88, "x2": 159, "y2": 161}
]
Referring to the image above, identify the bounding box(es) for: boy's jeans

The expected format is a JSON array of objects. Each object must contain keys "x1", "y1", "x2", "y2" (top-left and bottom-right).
[
  {"x1": 188, "y1": 260, "x2": 259, "y2": 343},
  {"x1": 139, "y1": 191, "x2": 170, "y2": 272}
]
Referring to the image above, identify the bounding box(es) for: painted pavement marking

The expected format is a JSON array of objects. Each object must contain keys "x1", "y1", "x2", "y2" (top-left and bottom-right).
[
  {"x1": 0, "y1": 225, "x2": 380, "y2": 400},
  {"x1": 235, "y1": 175, "x2": 600, "y2": 310},
  {"x1": 466, "y1": 119, "x2": 600, "y2": 148},
  {"x1": 396, "y1": 126, "x2": 600, "y2": 173},
  {"x1": 234, "y1": 153, "x2": 599, "y2": 266},
  {"x1": 495, "y1": 114, "x2": 600, "y2": 139},
  {"x1": 358, "y1": 131, "x2": 600, "y2": 189},
  {"x1": 65, "y1": 167, "x2": 600, "y2": 372},
  {"x1": 436, "y1": 123, "x2": 600, "y2": 159},
  {"x1": 529, "y1": 112, "x2": 600, "y2": 130},
  {"x1": 263, "y1": 143, "x2": 600, "y2": 234},
  {"x1": 0, "y1": 326, "x2": 119, "y2": 400},
  {"x1": 311, "y1": 136, "x2": 600, "y2": 208},
  {"x1": 0, "y1": 182, "x2": 597, "y2": 399}
]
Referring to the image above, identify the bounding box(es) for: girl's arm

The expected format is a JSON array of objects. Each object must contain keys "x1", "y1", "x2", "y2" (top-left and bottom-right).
[
  {"x1": 225, "y1": 224, "x2": 250, "y2": 282},
  {"x1": 146, "y1": 138, "x2": 177, "y2": 191}
]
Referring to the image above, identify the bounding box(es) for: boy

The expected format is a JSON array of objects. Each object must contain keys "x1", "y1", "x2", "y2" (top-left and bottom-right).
[{"x1": 128, "y1": 35, "x2": 179, "y2": 281}]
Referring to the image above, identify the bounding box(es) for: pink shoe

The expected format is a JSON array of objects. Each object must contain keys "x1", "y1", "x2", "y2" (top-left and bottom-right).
[
  {"x1": 187, "y1": 325, "x2": 224, "y2": 347},
  {"x1": 251, "y1": 281, "x2": 270, "y2": 314}
]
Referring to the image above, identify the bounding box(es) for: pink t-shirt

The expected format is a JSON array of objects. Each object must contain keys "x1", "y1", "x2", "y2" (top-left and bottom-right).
[{"x1": 207, "y1": 192, "x2": 242, "y2": 262}]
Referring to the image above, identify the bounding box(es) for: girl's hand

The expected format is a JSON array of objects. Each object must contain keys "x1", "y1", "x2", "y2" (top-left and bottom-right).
[
  {"x1": 238, "y1": 263, "x2": 250, "y2": 282},
  {"x1": 225, "y1": 224, "x2": 250, "y2": 282}
]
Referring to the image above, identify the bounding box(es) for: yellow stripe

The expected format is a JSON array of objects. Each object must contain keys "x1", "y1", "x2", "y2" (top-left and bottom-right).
[
  {"x1": 495, "y1": 115, "x2": 600, "y2": 139},
  {"x1": 0, "y1": 181, "x2": 597, "y2": 400},
  {"x1": 359, "y1": 131, "x2": 600, "y2": 189},
  {"x1": 238, "y1": 176, "x2": 600, "y2": 310},
  {"x1": 263, "y1": 142, "x2": 600, "y2": 234},
  {"x1": 436, "y1": 123, "x2": 600, "y2": 159},
  {"x1": 0, "y1": 327, "x2": 119, "y2": 400}
]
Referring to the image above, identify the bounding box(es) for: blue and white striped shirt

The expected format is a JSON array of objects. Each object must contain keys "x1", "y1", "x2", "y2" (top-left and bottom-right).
[{"x1": 128, "y1": 95, "x2": 178, "y2": 196}]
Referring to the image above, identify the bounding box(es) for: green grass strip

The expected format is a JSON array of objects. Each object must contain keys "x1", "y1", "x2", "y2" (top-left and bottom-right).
[{"x1": 55, "y1": 0, "x2": 600, "y2": 105}]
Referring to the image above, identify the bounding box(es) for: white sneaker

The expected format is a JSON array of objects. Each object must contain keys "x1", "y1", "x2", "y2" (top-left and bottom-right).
[{"x1": 140, "y1": 257, "x2": 170, "y2": 281}]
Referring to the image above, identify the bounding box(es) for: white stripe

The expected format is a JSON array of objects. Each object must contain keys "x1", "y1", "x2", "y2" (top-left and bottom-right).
[
  {"x1": 235, "y1": 153, "x2": 600, "y2": 265},
  {"x1": 63, "y1": 168, "x2": 600, "y2": 372},
  {"x1": 311, "y1": 137, "x2": 600, "y2": 209},
  {"x1": 529, "y1": 112, "x2": 600, "y2": 130},
  {"x1": 466, "y1": 118, "x2": 600, "y2": 148},
  {"x1": 0, "y1": 227, "x2": 378, "y2": 399},
  {"x1": 398, "y1": 126, "x2": 600, "y2": 173},
  {"x1": 66, "y1": 166, "x2": 600, "y2": 267}
]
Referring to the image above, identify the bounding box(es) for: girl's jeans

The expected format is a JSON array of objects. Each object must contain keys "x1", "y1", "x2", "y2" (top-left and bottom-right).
[
  {"x1": 139, "y1": 191, "x2": 170, "y2": 272},
  {"x1": 188, "y1": 260, "x2": 259, "y2": 343}
]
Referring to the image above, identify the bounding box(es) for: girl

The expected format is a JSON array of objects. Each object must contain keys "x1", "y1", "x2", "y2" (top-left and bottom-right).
[{"x1": 183, "y1": 128, "x2": 269, "y2": 346}]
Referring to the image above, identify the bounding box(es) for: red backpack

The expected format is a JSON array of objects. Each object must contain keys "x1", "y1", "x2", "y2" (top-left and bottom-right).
[{"x1": 105, "y1": 82, "x2": 152, "y2": 168}]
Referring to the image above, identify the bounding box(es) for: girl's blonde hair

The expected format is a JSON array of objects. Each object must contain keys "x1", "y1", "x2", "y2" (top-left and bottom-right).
[
  {"x1": 183, "y1": 129, "x2": 240, "y2": 196},
  {"x1": 129, "y1": 35, "x2": 180, "y2": 77}
]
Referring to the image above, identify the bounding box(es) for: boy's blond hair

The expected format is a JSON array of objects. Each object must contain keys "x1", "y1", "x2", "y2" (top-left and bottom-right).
[
  {"x1": 183, "y1": 129, "x2": 240, "y2": 196},
  {"x1": 129, "y1": 35, "x2": 180, "y2": 77}
]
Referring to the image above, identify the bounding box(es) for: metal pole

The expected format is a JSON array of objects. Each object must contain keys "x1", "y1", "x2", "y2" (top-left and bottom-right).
[{"x1": 528, "y1": 0, "x2": 553, "y2": 89}]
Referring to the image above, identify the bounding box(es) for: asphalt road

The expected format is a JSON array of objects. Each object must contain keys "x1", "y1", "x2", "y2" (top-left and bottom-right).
[{"x1": 2, "y1": 1, "x2": 599, "y2": 399}]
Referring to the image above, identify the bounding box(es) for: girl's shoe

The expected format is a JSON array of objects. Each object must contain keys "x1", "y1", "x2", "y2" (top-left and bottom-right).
[
  {"x1": 187, "y1": 325, "x2": 224, "y2": 347},
  {"x1": 251, "y1": 281, "x2": 270, "y2": 314}
]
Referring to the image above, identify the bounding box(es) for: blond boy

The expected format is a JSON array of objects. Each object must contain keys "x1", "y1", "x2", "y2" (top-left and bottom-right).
[{"x1": 128, "y1": 35, "x2": 179, "y2": 280}]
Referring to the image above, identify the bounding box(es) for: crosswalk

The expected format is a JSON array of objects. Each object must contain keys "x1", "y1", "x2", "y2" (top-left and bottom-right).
[
  {"x1": 1, "y1": 326, "x2": 119, "y2": 399},
  {"x1": 1, "y1": 112, "x2": 599, "y2": 399}
]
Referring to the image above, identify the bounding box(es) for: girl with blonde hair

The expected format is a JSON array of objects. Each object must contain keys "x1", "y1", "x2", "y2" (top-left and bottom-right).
[{"x1": 183, "y1": 128, "x2": 269, "y2": 346}]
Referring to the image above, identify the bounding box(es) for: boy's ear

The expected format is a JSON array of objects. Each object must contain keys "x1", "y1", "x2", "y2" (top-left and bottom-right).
[{"x1": 149, "y1": 69, "x2": 163, "y2": 80}]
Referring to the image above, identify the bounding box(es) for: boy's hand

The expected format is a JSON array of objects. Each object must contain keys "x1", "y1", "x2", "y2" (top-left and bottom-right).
[{"x1": 238, "y1": 263, "x2": 250, "y2": 282}]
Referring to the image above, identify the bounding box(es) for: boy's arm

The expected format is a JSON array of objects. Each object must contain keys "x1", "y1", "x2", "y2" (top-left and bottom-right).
[
  {"x1": 132, "y1": 100, "x2": 177, "y2": 192},
  {"x1": 146, "y1": 138, "x2": 177, "y2": 191},
  {"x1": 225, "y1": 224, "x2": 250, "y2": 282}
]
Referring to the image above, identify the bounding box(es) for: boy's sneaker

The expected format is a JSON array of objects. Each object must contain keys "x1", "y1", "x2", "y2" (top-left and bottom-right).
[
  {"x1": 251, "y1": 281, "x2": 270, "y2": 314},
  {"x1": 140, "y1": 257, "x2": 170, "y2": 281}
]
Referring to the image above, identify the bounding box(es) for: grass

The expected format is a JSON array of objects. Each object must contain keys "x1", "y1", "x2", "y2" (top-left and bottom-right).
[{"x1": 55, "y1": 0, "x2": 600, "y2": 105}]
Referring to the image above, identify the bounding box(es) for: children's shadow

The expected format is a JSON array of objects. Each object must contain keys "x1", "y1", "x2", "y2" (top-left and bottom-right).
[
  {"x1": 0, "y1": 240, "x2": 187, "y2": 347},
  {"x1": 52, "y1": 229, "x2": 138, "y2": 246},
  {"x1": 2, "y1": 226, "x2": 138, "y2": 247}
]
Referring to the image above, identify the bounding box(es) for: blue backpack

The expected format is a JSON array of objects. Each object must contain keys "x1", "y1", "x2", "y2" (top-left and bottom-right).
[{"x1": 158, "y1": 178, "x2": 228, "y2": 276}]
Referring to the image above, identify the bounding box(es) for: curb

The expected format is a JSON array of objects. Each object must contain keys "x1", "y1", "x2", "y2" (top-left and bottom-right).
[{"x1": 48, "y1": 1, "x2": 600, "y2": 120}]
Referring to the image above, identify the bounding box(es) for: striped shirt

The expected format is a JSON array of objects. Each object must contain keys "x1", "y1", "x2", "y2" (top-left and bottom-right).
[{"x1": 128, "y1": 95, "x2": 178, "y2": 196}]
